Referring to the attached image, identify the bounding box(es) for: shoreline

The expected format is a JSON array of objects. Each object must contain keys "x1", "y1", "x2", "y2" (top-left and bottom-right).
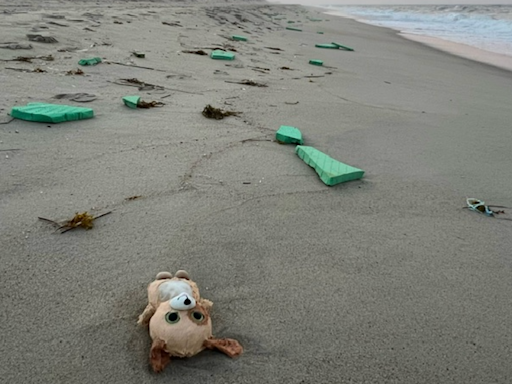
[{"x1": 321, "y1": 8, "x2": 512, "y2": 73}]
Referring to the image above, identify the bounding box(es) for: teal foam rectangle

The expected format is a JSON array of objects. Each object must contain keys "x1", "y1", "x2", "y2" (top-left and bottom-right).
[
  {"x1": 295, "y1": 146, "x2": 364, "y2": 186},
  {"x1": 11, "y1": 103, "x2": 94, "y2": 123}
]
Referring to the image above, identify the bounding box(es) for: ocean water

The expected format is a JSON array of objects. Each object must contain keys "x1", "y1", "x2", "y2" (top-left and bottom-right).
[{"x1": 323, "y1": 4, "x2": 512, "y2": 57}]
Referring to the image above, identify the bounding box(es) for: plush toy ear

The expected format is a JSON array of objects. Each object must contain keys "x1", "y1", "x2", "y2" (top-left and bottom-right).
[
  {"x1": 150, "y1": 338, "x2": 171, "y2": 373},
  {"x1": 203, "y1": 337, "x2": 243, "y2": 358}
]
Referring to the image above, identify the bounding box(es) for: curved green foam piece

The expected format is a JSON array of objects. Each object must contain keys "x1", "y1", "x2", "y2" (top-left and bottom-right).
[
  {"x1": 286, "y1": 27, "x2": 302, "y2": 32},
  {"x1": 315, "y1": 43, "x2": 339, "y2": 49},
  {"x1": 309, "y1": 59, "x2": 323, "y2": 66},
  {"x1": 276, "y1": 125, "x2": 303, "y2": 145},
  {"x1": 10, "y1": 102, "x2": 94, "y2": 123},
  {"x1": 211, "y1": 50, "x2": 235, "y2": 60},
  {"x1": 232, "y1": 35, "x2": 247, "y2": 42},
  {"x1": 78, "y1": 57, "x2": 102, "y2": 66},
  {"x1": 331, "y1": 42, "x2": 354, "y2": 51},
  {"x1": 295, "y1": 146, "x2": 364, "y2": 186},
  {"x1": 123, "y1": 96, "x2": 140, "y2": 109}
]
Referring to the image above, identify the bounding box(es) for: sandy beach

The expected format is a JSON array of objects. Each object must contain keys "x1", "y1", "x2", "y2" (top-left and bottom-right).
[{"x1": 1, "y1": 1, "x2": 512, "y2": 383}]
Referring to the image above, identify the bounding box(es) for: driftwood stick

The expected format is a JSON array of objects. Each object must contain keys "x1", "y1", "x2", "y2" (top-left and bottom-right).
[
  {"x1": 106, "y1": 61, "x2": 167, "y2": 72},
  {"x1": 38, "y1": 217, "x2": 61, "y2": 226}
]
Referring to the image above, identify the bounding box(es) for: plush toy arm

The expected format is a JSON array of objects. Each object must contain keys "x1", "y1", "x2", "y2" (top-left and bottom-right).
[
  {"x1": 150, "y1": 339, "x2": 171, "y2": 373},
  {"x1": 137, "y1": 304, "x2": 156, "y2": 326},
  {"x1": 203, "y1": 337, "x2": 243, "y2": 358}
]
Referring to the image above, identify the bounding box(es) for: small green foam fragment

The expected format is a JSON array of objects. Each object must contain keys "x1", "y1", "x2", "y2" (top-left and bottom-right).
[
  {"x1": 78, "y1": 57, "x2": 102, "y2": 66},
  {"x1": 309, "y1": 59, "x2": 323, "y2": 66},
  {"x1": 315, "y1": 43, "x2": 339, "y2": 49},
  {"x1": 287, "y1": 21, "x2": 295, "y2": 23},
  {"x1": 10, "y1": 102, "x2": 94, "y2": 123},
  {"x1": 317, "y1": 31, "x2": 324, "y2": 34},
  {"x1": 295, "y1": 146, "x2": 364, "y2": 186},
  {"x1": 123, "y1": 96, "x2": 140, "y2": 109},
  {"x1": 276, "y1": 125, "x2": 303, "y2": 145},
  {"x1": 331, "y1": 42, "x2": 354, "y2": 51},
  {"x1": 286, "y1": 27, "x2": 302, "y2": 32},
  {"x1": 232, "y1": 35, "x2": 247, "y2": 41},
  {"x1": 211, "y1": 50, "x2": 235, "y2": 60}
]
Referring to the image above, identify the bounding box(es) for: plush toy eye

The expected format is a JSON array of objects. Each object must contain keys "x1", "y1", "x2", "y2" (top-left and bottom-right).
[
  {"x1": 191, "y1": 311, "x2": 204, "y2": 323},
  {"x1": 165, "y1": 312, "x2": 180, "y2": 324}
]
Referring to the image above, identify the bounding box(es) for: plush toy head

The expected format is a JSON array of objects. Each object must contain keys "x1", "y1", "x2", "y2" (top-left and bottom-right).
[{"x1": 138, "y1": 270, "x2": 243, "y2": 372}]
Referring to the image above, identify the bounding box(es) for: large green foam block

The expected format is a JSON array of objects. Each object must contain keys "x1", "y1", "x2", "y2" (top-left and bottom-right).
[
  {"x1": 211, "y1": 50, "x2": 235, "y2": 60},
  {"x1": 232, "y1": 35, "x2": 247, "y2": 41},
  {"x1": 123, "y1": 95, "x2": 140, "y2": 109},
  {"x1": 78, "y1": 57, "x2": 102, "y2": 66},
  {"x1": 295, "y1": 146, "x2": 364, "y2": 186},
  {"x1": 10, "y1": 103, "x2": 94, "y2": 123},
  {"x1": 315, "y1": 43, "x2": 339, "y2": 49},
  {"x1": 276, "y1": 125, "x2": 303, "y2": 145},
  {"x1": 331, "y1": 42, "x2": 354, "y2": 51}
]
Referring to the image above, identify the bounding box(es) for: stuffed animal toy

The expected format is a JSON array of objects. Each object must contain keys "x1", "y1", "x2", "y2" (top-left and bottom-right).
[{"x1": 138, "y1": 270, "x2": 243, "y2": 372}]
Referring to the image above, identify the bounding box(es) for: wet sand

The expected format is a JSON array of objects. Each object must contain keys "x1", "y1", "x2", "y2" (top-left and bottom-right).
[{"x1": 1, "y1": 1, "x2": 512, "y2": 383}]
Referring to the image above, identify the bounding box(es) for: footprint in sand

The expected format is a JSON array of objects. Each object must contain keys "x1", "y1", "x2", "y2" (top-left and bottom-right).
[
  {"x1": 0, "y1": 43, "x2": 33, "y2": 50},
  {"x1": 26, "y1": 34, "x2": 58, "y2": 43}
]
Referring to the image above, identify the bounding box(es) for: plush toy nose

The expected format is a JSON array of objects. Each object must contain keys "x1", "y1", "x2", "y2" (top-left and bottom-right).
[{"x1": 170, "y1": 293, "x2": 196, "y2": 310}]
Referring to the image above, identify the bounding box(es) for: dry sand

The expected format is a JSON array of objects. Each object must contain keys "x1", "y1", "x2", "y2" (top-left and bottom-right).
[{"x1": 1, "y1": 1, "x2": 512, "y2": 383}]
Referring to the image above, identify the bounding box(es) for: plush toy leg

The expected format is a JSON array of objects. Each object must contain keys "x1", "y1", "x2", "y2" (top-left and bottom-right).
[
  {"x1": 174, "y1": 270, "x2": 190, "y2": 280},
  {"x1": 203, "y1": 337, "x2": 243, "y2": 358},
  {"x1": 150, "y1": 339, "x2": 171, "y2": 373},
  {"x1": 156, "y1": 271, "x2": 173, "y2": 280},
  {"x1": 137, "y1": 304, "x2": 156, "y2": 326}
]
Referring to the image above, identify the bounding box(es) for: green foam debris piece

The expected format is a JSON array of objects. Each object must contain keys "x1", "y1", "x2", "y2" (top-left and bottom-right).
[
  {"x1": 309, "y1": 59, "x2": 323, "y2": 66},
  {"x1": 331, "y1": 42, "x2": 354, "y2": 51},
  {"x1": 286, "y1": 27, "x2": 302, "y2": 32},
  {"x1": 232, "y1": 35, "x2": 247, "y2": 41},
  {"x1": 295, "y1": 146, "x2": 364, "y2": 186},
  {"x1": 211, "y1": 50, "x2": 235, "y2": 60},
  {"x1": 287, "y1": 21, "x2": 295, "y2": 23},
  {"x1": 78, "y1": 57, "x2": 102, "y2": 66},
  {"x1": 315, "y1": 43, "x2": 339, "y2": 49},
  {"x1": 276, "y1": 125, "x2": 304, "y2": 145},
  {"x1": 317, "y1": 31, "x2": 324, "y2": 34},
  {"x1": 123, "y1": 96, "x2": 140, "y2": 109},
  {"x1": 10, "y1": 102, "x2": 94, "y2": 123}
]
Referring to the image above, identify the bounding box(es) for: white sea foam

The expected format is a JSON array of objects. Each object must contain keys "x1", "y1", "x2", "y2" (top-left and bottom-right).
[{"x1": 323, "y1": 4, "x2": 512, "y2": 57}]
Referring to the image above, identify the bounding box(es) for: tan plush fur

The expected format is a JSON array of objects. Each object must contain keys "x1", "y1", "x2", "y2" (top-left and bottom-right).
[{"x1": 138, "y1": 270, "x2": 243, "y2": 372}]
